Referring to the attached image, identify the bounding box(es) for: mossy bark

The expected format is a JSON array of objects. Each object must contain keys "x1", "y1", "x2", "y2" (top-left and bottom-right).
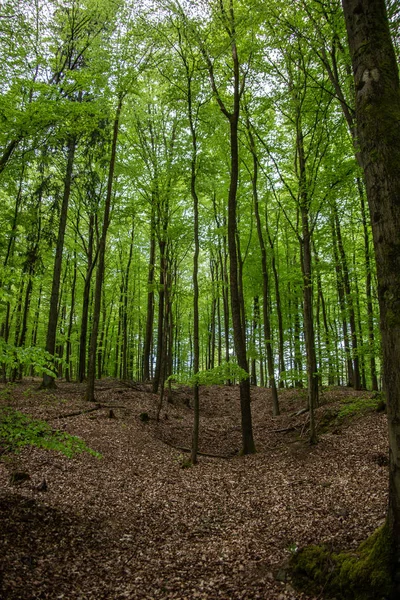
[
  {"x1": 342, "y1": 0, "x2": 400, "y2": 593},
  {"x1": 290, "y1": 524, "x2": 393, "y2": 599}
]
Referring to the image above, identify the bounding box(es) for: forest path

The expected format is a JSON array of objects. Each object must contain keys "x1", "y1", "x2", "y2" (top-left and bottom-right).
[{"x1": 0, "y1": 380, "x2": 387, "y2": 599}]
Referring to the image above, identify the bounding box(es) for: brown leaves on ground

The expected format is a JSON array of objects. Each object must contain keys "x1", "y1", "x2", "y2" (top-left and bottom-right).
[{"x1": 0, "y1": 380, "x2": 388, "y2": 599}]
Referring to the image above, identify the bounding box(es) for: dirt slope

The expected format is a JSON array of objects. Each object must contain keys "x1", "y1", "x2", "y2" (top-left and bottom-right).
[{"x1": 0, "y1": 380, "x2": 388, "y2": 599}]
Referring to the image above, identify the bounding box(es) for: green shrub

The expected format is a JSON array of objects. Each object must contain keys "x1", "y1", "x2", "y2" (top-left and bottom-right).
[
  {"x1": 0, "y1": 408, "x2": 101, "y2": 458},
  {"x1": 337, "y1": 395, "x2": 384, "y2": 421}
]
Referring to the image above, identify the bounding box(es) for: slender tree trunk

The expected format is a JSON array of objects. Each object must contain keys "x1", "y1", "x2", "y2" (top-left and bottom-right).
[
  {"x1": 331, "y1": 214, "x2": 353, "y2": 386},
  {"x1": 203, "y1": 1, "x2": 255, "y2": 451},
  {"x1": 29, "y1": 285, "x2": 42, "y2": 377},
  {"x1": 98, "y1": 285, "x2": 107, "y2": 379},
  {"x1": 122, "y1": 226, "x2": 134, "y2": 380},
  {"x1": 293, "y1": 289, "x2": 303, "y2": 388},
  {"x1": 297, "y1": 122, "x2": 318, "y2": 442},
  {"x1": 78, "y1": 214, "x2": 96, "y2": 382},
  {"x1": 41, "y1": 137, "x2": 76, "y2": 389},
  {"x1": 86, "y1": 96, "x2": 123, "y2": 402},
  {"x1": 191, "y1": 129, "x2": 200, "y2": 463},
  {"x1": 314, "y1": 245, "x2": 335, "y2": 385},
  {"x1": 334, "y1": 204, "x2": 361, "y2": 389},
  {"x1": 152, "y1": 239, "x2": 166, "y2": 394},
  {"x1": 267, "y1": 233, "x2": 285, "y2": 388},
  {"x1": 247, "y1": 117, "x2": 279, "y2": 415},
  {"x1": 143, "y1": 204, "x2": 156, "y2": 381},
  {"x1": 65, "y1": 237, "x2": 78, "y2": 382},
  {"x1": 358, "y1": 178, "x2": 379, "y2": 390},
  {"x1": 251, "y1": 297, "x2": 259, "y2": 386},
  {"x1": 342, "y1": 0, "x2": 400, "y2": 589}
]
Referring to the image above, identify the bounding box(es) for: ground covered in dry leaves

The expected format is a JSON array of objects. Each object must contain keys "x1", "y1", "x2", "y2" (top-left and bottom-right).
[{"x1": 0, "y1": 379, "x2": 388, "y2": 599}]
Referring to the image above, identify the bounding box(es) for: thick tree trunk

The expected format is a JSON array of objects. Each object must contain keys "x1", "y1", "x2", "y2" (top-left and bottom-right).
[
  {"x1": 228, "y1": 113, "x2": 255, "y2": 453},
  {"x1": 342, "y1": 0, "x2": 400, "y2": 590}
]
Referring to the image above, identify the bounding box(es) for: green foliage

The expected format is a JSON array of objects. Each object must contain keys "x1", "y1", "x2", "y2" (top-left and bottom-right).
[
  {"x1": 191, "y1": 361, "x2": 249, "y2": 386},
  {"x1": 337, "y1": 394, "x2": 384, "y2": 421},
  {"x1": 290, "y1": 523, "x2": 393, "y2": 599},
  {"x1": 0, "y1": 340, "x2": 59, "y2": 377},
  {"x1": 175, "y1": 452, "x2": 192, "y2": 469},
  {"x1": 0, "y1": 408, "x2": 101, "y2": 459}
]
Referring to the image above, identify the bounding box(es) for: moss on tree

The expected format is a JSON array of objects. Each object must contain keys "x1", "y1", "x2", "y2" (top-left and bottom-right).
[{"x1": 290, "y1": 523, "x2": 393, "y2": 599}]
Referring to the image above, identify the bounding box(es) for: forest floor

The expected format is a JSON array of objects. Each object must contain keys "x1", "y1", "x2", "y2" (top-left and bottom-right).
[{"x1": 0, "y1": 379, "x2": 388, "y2": 600}]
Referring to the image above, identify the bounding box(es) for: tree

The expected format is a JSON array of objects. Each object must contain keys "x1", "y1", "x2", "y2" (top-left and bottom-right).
[
  {"x1": 341, "y1": 0, "x2": 400, "y2": 591},
  {"x1": 200, "y1": 0, "x2": 256, "y2": 454},
  {"x1": 86, "y1": 94, "x2": 123, "y2": 402}
]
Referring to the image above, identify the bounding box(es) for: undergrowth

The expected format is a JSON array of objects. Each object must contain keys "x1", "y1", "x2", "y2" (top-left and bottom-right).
[
  {"x1": 337, "y1": 394, "x2": 385, "y2": 421},
  {"x1": 0, "y1": 407, "x2": 101, "y2": 458},
  {"x1": 289, "y1": 523, "x2": 393, "y2": 599}
]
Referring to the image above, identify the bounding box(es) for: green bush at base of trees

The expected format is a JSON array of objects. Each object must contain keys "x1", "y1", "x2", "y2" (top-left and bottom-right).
[
  {"x1": 0, "y1": 408, "x2": 101, "y2": 459},
  {"x1": 337, "y1": 394, "x2": 386, "y2": 421},
  {"x1": 289, "y1": 523, "x2": 393, "y2": 599}
]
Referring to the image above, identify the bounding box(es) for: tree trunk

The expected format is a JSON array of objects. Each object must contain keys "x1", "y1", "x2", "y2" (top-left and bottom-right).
[
  {"x1": 86, "y1": 96, "x2": 123, "y2": 402},
  {"x1": 203, "y1": 0, "x2": 255, "y2": 452},
  {"x1": 227, "y1": 114, "x2": 255, "y2": 452},
  {"x1": 41, "y1": 137, "x2": 76, "y2": 389},
  {"x1": 65, "y1": 236, "x2": 78, "y2": 383},
  {"x1": 78, "y1": 213, "x2": 96, "y2": 382},
  {"x1": 267, "y1": 229, "x2": 285, "y2": 388},
  {"x1": 358, "y1": 177, "x2": 379, "y2": 390},
  {"x1": 143, "y1": 204, "x2": 156, "y2": 381},
  {"x1": 297, "y1": 121, "x2": 318, "y2": 442},
  {"x1": 122, "y1": 226, "x2": 134, "y2": 380},
  {"x1": 342, "y1": 0, "x2": 400, "y2": 589},
  {"x1": 331, "y1": 213, "x2": 353, "y2": 386},
  {"x1": 152, "y1": 239, "x2": 166, "y2": 394},
  {"x1": 247, "y1": 116, "x2": 279, "y2": 415},
  {"x1": 333, "y1": 204, "x2": 361, "y2": 389}
]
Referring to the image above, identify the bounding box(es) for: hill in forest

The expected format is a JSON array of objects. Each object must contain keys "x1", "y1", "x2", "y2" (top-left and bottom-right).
[{"x1": 0, "y1": 380, "x2": 388, "y2": 600}]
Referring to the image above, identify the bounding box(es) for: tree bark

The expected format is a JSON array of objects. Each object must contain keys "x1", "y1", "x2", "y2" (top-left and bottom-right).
[
  {"x1": 333, "y1": 204, "x2": 361, "y2": 389},
  {"x1": 358, "y1": 177, "x2": 379, "y2": 390},
  {"x1": 143, "y1": 204, "x2": 156, "y2": 381},
  {"x1": 41, "y1": 137, "x2": 76, "y2": 389},
  {"x1": 342, "y1": 0, "x2": 400, "y2": 589},
  {"x1": 247, "y1": 116, "x2": 279, "y2": 415},
  {"x1": 78, "y1": 213, "x2": 96, "y2": 382},
  {"x1": 202, "y1": 0, "x2": 255, "y2": 453},
  {"x1": 86, "y1": 96, "x2": 123, "y2": 402},
  {"x1": 296, "y1": 121, "x2": 318, "y2": 442}
]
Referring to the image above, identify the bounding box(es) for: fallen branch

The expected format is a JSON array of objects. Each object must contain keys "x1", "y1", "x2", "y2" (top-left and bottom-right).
[
  {"x1": 162, "y1": 440, "x2": 232, "y2": 460},
  {"x1": 300, "y1": 416, "x2": 310, "y2": 437},
  {"x1": 51, "y1": 404, "x2": 128, "y2": 420},
  {"x1": 272, "y1": 426, "x2": 297, "y2": 433},
  {"x1": 51, "y1": 405, "x2": 102, "y2": 419},
  {"x1": 290, "y1": 407, "x2": 309, "y2": 417}
]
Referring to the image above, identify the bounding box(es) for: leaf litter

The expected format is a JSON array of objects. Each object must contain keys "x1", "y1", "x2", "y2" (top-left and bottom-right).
[{"x1": 0, "y1": 380, "x2": 387, "y2": 599}]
